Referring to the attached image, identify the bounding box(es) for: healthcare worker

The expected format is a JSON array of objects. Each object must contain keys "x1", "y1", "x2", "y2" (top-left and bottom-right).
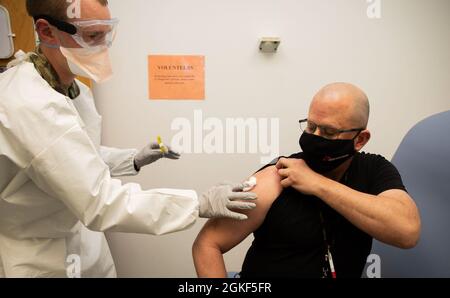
[{"x1": 0, "y1": 0, "x2": 257, "y2": 277}]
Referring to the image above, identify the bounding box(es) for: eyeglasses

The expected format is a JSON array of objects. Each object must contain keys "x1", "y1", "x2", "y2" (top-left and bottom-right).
[
  {"x1": 299, "y1": 119, "x2": 364, "y2": 140},
  {"x1": 34, "y1": 15, "x2": 119, "y2": 48}
]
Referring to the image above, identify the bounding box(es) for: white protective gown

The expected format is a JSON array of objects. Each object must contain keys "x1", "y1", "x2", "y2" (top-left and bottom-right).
[{"x1": 0, "y1": 59, "x2": 199, "y2": 277}]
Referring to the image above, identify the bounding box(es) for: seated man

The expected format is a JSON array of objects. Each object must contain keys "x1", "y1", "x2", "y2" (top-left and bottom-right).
[{"x1": 192, "y1": 82, "x2": 421, "y2": 278}]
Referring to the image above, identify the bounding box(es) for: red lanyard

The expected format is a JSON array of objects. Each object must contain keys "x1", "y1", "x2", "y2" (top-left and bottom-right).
[
  {"x1": 319, "y1": 170, "x2": 350, "y2": 279},
  {"x1": 320, "y1": 211, "x2": 336, "y2": 279}
]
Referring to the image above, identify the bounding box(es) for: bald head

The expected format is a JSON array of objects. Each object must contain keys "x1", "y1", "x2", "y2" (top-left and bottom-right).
[{"x1": 310, "y1": 82, "x2": 370, "y2": 129}]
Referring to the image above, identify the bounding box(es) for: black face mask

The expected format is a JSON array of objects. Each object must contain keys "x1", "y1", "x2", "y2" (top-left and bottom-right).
[{"x1": 299, "y1": 132, "x2": 358, "y2": 174}]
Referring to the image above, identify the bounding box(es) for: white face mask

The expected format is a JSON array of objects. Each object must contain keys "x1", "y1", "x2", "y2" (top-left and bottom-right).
[{"x1": 59, "y1": 46, "x2": 113, "y2": 83}]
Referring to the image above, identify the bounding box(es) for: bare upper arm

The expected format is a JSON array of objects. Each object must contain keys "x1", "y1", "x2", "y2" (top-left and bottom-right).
[
  {"x1": 194, "y1": 166, "x2": 283, "y2": 254},
  {"x1": 378, "y1": 189, "x2": 420, "y2": 218}
]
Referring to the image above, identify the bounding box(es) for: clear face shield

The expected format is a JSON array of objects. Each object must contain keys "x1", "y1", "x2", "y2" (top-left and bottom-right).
[
  {"x1": 34, "y1": 15, "x2": 119, "y2": 49},
  {"x1": 68, "y1": 18, "x2": 119, "y2": 48},
  {"x1": 34, "y1": 15, "x2": 118, "y2": 83}
]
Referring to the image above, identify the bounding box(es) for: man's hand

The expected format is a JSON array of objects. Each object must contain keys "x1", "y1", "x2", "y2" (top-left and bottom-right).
[
  {"x1": 199, "y1": 182, "x2": 257, "y2": 220},
  {"x1": 275, "y1": 158, "x2": 325, "y2": 195},
  {"x1": 134, "y1": 142, "x2": 180, "y2": 170}
]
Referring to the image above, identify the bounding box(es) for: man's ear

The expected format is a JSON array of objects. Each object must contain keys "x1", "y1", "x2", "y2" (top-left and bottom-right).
[
  {"x1": 35, "y1": 19, "x2": 58, "y2": 45},
  {"x1": 354, "y1": 130, "x2": 371, "y2": 151}
]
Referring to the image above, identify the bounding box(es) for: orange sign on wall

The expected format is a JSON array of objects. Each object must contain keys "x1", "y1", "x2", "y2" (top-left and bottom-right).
[{"x1": 148, "y1": 55, "x2": 205, "y2": 100}]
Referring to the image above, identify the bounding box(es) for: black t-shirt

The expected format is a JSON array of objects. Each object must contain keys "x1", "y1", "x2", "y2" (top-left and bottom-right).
[{"x1": 240, "y1": 152, "x2": 407, "y2": 278}]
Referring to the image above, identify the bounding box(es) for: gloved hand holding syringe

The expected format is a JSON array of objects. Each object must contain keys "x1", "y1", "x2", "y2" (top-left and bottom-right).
[
  {"x1": 135, "y1": 135, "x2": 258, "y2": 220},
  {"x1": 134, "y1": 135, "x2": 181, "y2": 170}
]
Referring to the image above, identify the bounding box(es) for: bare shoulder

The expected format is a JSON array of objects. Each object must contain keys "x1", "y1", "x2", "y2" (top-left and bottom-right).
[
  {"x1": 252, "y1": 165, "x2": 283, "y2": 208},
  {"x1": 194, "y1": 165, "x2": 284, "y2": 254}
]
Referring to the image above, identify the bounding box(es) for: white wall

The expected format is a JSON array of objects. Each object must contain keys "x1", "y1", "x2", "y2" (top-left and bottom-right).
[{"x1": 93, "y1": 0, "x2": 450, "y2": 277}]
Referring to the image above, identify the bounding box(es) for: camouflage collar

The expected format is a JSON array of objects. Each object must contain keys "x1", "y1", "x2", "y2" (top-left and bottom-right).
[{"x1": 28, "y1": 47, "x2": 80, "y2": 99}]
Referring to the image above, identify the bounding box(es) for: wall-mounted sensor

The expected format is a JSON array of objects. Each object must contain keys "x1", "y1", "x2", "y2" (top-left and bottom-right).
[{"x1": 259, "y1": 37, "x2": 281, "y2": 53}]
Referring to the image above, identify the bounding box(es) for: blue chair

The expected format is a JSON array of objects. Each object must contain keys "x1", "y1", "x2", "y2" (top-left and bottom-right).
[
  {"x1": 371, "y1": 110, "x2": 450, "y2": 277},
  {"x1": 227, "y1": 272, "x2": 241, "y2": 278}
]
